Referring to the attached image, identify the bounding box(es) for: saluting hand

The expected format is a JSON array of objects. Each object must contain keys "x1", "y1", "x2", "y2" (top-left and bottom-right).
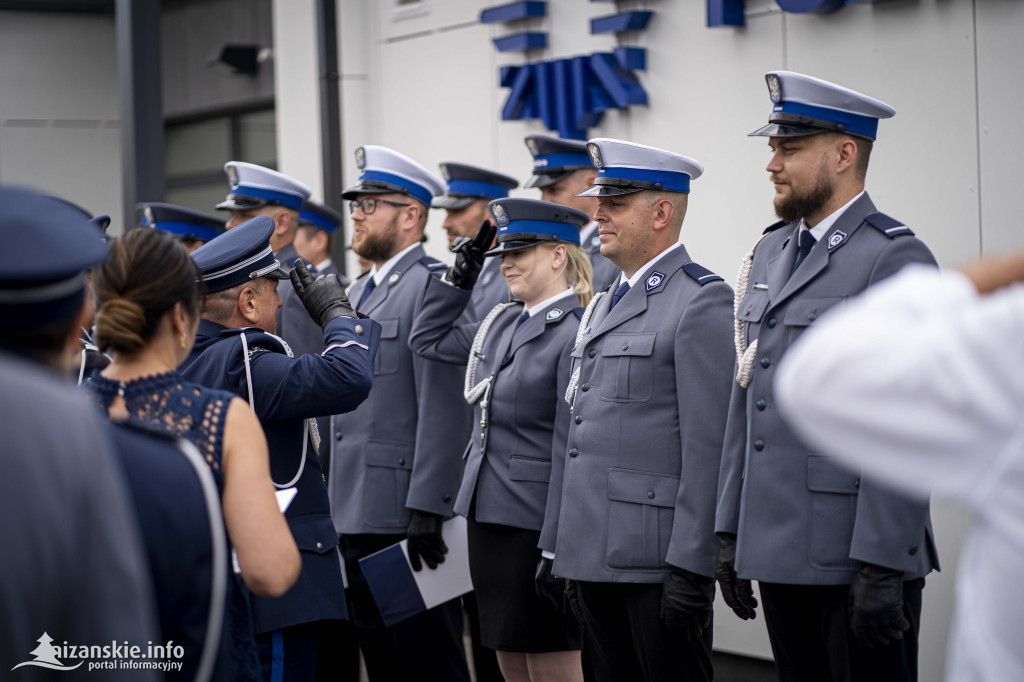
[
  {"x1": 289, "y1": 259, "x2": 356, "y2": 328},
  {"x1": 448, "y1": 220, "x2": 497, "y2": 290}
]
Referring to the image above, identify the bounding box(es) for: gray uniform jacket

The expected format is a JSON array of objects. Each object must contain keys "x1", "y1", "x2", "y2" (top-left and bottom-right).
[
  {"x1": 276, "y1": 243, "x2": 325, "y2": 359},
  {"x1": 0, "y1": 356, "x2": 160, "y2": 679},
  {"x1": 463, "y1": 257, "x2": 511, "y2": 323},
  {"x1": 330, "y1": 245, "x2": 472, "y2": 534},
  {"x1": 715, "y1": 192, "x2": 941, "y2": 585},
  {"x1": 546, "y1": 245, "x2": 735, "y2": 583},
  {"x1": 409, "y1": 279, "x2": 581, "y2": 531},
  {"x1": 582, "y1": 222, "x2": 621, "y2": 294}
]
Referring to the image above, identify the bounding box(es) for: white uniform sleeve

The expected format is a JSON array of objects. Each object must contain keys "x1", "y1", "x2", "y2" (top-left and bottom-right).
[{"x1": 774, "y1": 264, "x2": 1024, "y2": 509}]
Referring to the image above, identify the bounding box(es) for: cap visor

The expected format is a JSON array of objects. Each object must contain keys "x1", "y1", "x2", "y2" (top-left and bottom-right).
[
  {"x1": 575, "y1": 185, "x2": 644, "y2": 198},
  {"x1": 524, "y1": 171, "x2": 573, "y2": 189},
  {"x1": 262, "y1": 267, "x2": 290, "y2": 280},
  {"x1": 431, "y1": 195, "x2": 478, "y2": 210},
  {"x1": 483, "y1": 239, "x2": 540, "y2": 257},
  {"x1": 747, "y1": 122, "x2": 829, "y2": 138},
  {"x1": 341, "y1": 181, "x2": 409, "y2": 201},
  {"x1": 215, "y1": 196, "x2": 269, "y2": 211}
]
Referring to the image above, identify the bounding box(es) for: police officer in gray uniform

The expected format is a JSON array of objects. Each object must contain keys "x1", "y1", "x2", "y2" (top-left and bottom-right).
[
  {"x1": 546, "y1": 139, "x2": 735, "y2": 682},
  {"x1": 715, "y1": 71, "x2": 939, "y2": 682},
  {"x1": 330, "y1": 145, "x2": 472, "y2": 681},
  {"x1": 524, "y1": 134, "x2": 620, "y2": 293},
  {"x1": 216, "y1": 161, "x2": 326, "y2": 358}
]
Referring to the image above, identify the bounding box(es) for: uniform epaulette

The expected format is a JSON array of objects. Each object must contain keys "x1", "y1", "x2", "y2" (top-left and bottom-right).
[
  {"x1": 864, "y1": 212, "x2": 915, "y2": 238},
  {"x1": 418, "y1": 256, "x2": 447, "y2": 271},
  {"x1": 762, "y1": 219, "x2": 789, "y2": 235},
  {"x1": 681, "y1": 262, "x2": 724, "y2": 286},
  {"x1": 572, "y1": 306, "x2": 585, "y2": 318},
  {"x1": 354, "y1": 270, "x2": 371, "y2": 281}
]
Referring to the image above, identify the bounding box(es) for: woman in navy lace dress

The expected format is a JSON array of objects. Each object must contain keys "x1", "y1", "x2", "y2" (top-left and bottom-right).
[{"x1": 87, "y1": 227, "x2": 300, "y2": 680}]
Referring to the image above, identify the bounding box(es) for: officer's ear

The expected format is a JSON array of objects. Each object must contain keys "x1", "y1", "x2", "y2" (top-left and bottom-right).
[{"x1": 238, "y1": 284, "x2": 261, "y2": 324}]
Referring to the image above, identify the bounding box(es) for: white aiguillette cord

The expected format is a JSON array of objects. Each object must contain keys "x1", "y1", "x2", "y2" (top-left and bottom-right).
[
  {"x1": 464, "y1": 302, "x2": 519, "y2": 405},
  {"x1": 564, "y1": 291, "x2": 606, "y2": 410},
  {"x1": 240, "y1": 332, "x2": 318, "y2": 489},
  {"x1": 734, "y1": 234, "x2": 768, "y2": 389}
]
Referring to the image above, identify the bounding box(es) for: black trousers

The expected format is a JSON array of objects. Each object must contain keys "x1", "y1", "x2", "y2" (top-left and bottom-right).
[
  {"x1": 576, "y1": 581, "x2": 713, "y2": 682},
  {"x1": 340, "y1": 533, "x2": 470, "y2": 682},
  {"x1": 759, "y1": 578, "x2": 924, "y2": 682},
  {"x1": 256, "y1": 622, "x2": 321, "y2": 682}
]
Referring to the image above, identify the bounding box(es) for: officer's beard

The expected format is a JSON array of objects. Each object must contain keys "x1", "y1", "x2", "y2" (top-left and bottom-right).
[
  {"x1": 352, "y1": 216, "x2": 400, "y2": 263},
  {"x1": 774, "y1": 159, "x2": 834, "y2": 225}
]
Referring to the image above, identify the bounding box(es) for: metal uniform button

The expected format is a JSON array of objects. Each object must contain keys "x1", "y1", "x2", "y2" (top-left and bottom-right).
[
  {"x1": 569, "y1": 448, "x2": 579, "y2": 458},
  {"x1": 574, "y1": 415, "x2": 582, "y2": 425},
  {"x1": 398, "y1": 457, "x2": 406, "y2": 466},
  {"x1": 622, "y1": 343, "x2": 629, "y2": 351},
  {"x1": 909, "y1": 545, "x2": 919, "y2": 556},
  {"x1": 854, "y1": 479, "x2": 860, "y2": 488},
  {"x1": 760, "y1": 357, "x2": 771, "y2": 368},
  {"x1": 808, "y1": 312, "x2": 817, "y2": 321},
  {"x1": 443, "y1": 494, "x2": 452, "y2": 503},
  {"x1": 647, "y1": 490, "x2": 655, "y2": 499},
  {"x1": 355, "y1": 324, "x2": 365, "y2": 335},
  {"x1": 588, "y1": 349, "x2": 597, "y2": 358},
  {"x1": 316, "y1": 541, "x2": 324, "y2": 550},
  {"x1": 335, "y1": 432, "x2": 343, "y2": 441},
  {"x1": 753, "y1": 440, "x2": 764, "y2": 451},
  {"x1": 756, "y1": 399, "x2": 767, "y2": 411},
  {"x1": 581, "y1": 383, "x2": 590, "y2": 392},
  {"x1": 766, "y1": 317, "x2": 777, "y2": 328}
]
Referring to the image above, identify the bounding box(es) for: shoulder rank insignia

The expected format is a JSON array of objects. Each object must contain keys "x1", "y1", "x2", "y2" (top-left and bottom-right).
[
  {"x1": 828, "y1": 230, "x2": 847, "y2": 249},
  {"x1": 388, "y1": 272, "x2": 401, "y2": 285},
  {"x1": 645, "y1": 271, "x2": 666, "y2": 292},
  {"x1": 681, "y1": 262, "x2": 724, "y2": 286},
  {"x1": 763, "y1": 219, "x2": 789, "y2": 235},
  {"x1": 546, "y1": 308, "x2": 563, "y2": 321},
  {"x1": 864, "y1": 212, "x2": 915, "y2": 238}
]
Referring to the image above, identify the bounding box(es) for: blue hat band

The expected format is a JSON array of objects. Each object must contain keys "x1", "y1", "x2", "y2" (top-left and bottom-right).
[
  {"x1": 299, "y1": 211, "x2": 337, "y2": 233},
  {"x1": 446, "y1": 179, "x2": 511, "y2": 199},
  {"x1": 498, "y1": 219, "x2": 581, "y2": 246},
  {"x1": 774, "y1": 101, "x2": 879, "y2": 140},
  {"x1": 231, "y1": 185, "x2": 303, "y2": 210},
  {"x1": 597, "y1": 166, "x2": 690, "y2": 193},
  {"x1": 533, "y1": 152, "x2": 592, "y2": 171},
  {"x1": 153, "y1": 221, "x2": 223, "y2": 243},
  {"x1": 359, "y1": 170, "x2": 433, "y2": 207}
]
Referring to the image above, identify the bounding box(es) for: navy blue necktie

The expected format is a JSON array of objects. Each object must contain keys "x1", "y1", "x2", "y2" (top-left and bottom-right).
[
  {"x1": 790, "y1": 230, "x2": 816, "y2": 276},
  {"x1": 514, "y1": 310, "x2": 530, "y2": 330},
  {"x1": 610, "y1": 282, "x2": 631, "y2": 310},
  {"x1": 357, "y1": 277, "x2": 377, "y2": 308}
]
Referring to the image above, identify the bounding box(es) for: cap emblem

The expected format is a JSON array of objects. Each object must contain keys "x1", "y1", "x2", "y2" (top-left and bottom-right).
[
  {"x1": 227, "y1": 165, "x2": 240, "y2": 190},
  {"x1": 767, "y1": 74, "x2": 782, "y2": 104},
  {"x1": 645, "y1": 271, "x2": 666, "y2": 292},
  {"x1": 526, "y1": 138, "x2": 539, "y2": 156},
  {"x1": 587, "y1": 143, "x2": 604, "y2": 169},
  {"x1": 143, "y1": 206, "x2": 154, "y2": 226},
  {"x1": 490, "y1": 203, "x2": 510, "y2": 226},
  {"x1": 439, "y1": 164, "x2": 450, "y2": 181},
  {"x1": 355, "y1": 147, "x2": 366, "y2": 169}
]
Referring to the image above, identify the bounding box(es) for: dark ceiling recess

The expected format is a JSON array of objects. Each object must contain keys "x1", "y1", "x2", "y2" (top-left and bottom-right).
[
  {"x1": 0, "y1": 0, "x2": 114, "y2": 11},
  {"x1": 207, "y1": 44, "x2": 263, "y2": 76}
]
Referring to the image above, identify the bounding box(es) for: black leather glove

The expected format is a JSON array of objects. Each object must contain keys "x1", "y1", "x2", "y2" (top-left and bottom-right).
[
  {"x1": 564, "y1": 578, "x2": 584, "y2": 624},
  {"x1": 534, "y1": 557, "x2": 565, "y2": 612},
  {"x1": 660, "y1": 567, "x2": 714, "y2": 641},
  {"x1": 849, "y1": 562, "x2": 910, "y2": 648},
  {"x1": 406, "y1": 510, "x2": 447, "y2": 572},
  {"x1": 448, "y1": 220, "x2": 497, "y2": 290},
  {"x1": 716, "y1": 533, "x2": 758, "y2": 620},
  {"x1": 289, "y1": 259, "x2": 356, "y2": 327}
]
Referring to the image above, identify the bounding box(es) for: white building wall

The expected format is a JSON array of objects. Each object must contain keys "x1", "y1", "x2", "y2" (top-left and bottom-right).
[
  {"x1": 0, "y1": 12, "x2": 122, "y2": 230},
  {"x1": 275, "y1": 0, "x2": 1023, "y2": 675}
]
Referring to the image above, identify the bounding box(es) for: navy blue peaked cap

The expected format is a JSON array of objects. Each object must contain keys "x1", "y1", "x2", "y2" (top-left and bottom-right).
[
  {"x1": 137, "y1": 202, "x2": 226, "y2": 243},
  {"x1": 299, "y1": 200, "x2": 343, "y2": 234},
  {"x1": 433, "y1": 162, "x2": 519, "y2": 210},
  {"x1": 190, "y1": 215, "x2": 288, "y2": 293},
  {"x1": 484, "y1": 198, "x2": 588, "y2": 256},
  {"x1": 523, "y1": 135, "x2": 594, "y2": 189},
  {"x1": 0, "y1": 185, "x2": 107, "y2": 323}
]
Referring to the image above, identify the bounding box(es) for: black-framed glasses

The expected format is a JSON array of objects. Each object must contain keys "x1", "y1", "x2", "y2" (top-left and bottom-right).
[{"x1": 348, "y1": 198, "x2": 410, "y2": 215}]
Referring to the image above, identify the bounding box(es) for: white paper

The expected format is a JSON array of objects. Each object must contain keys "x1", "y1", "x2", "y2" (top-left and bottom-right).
[{"x1": 401, "y1": 516, "x2": 472, "y2": 609}]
